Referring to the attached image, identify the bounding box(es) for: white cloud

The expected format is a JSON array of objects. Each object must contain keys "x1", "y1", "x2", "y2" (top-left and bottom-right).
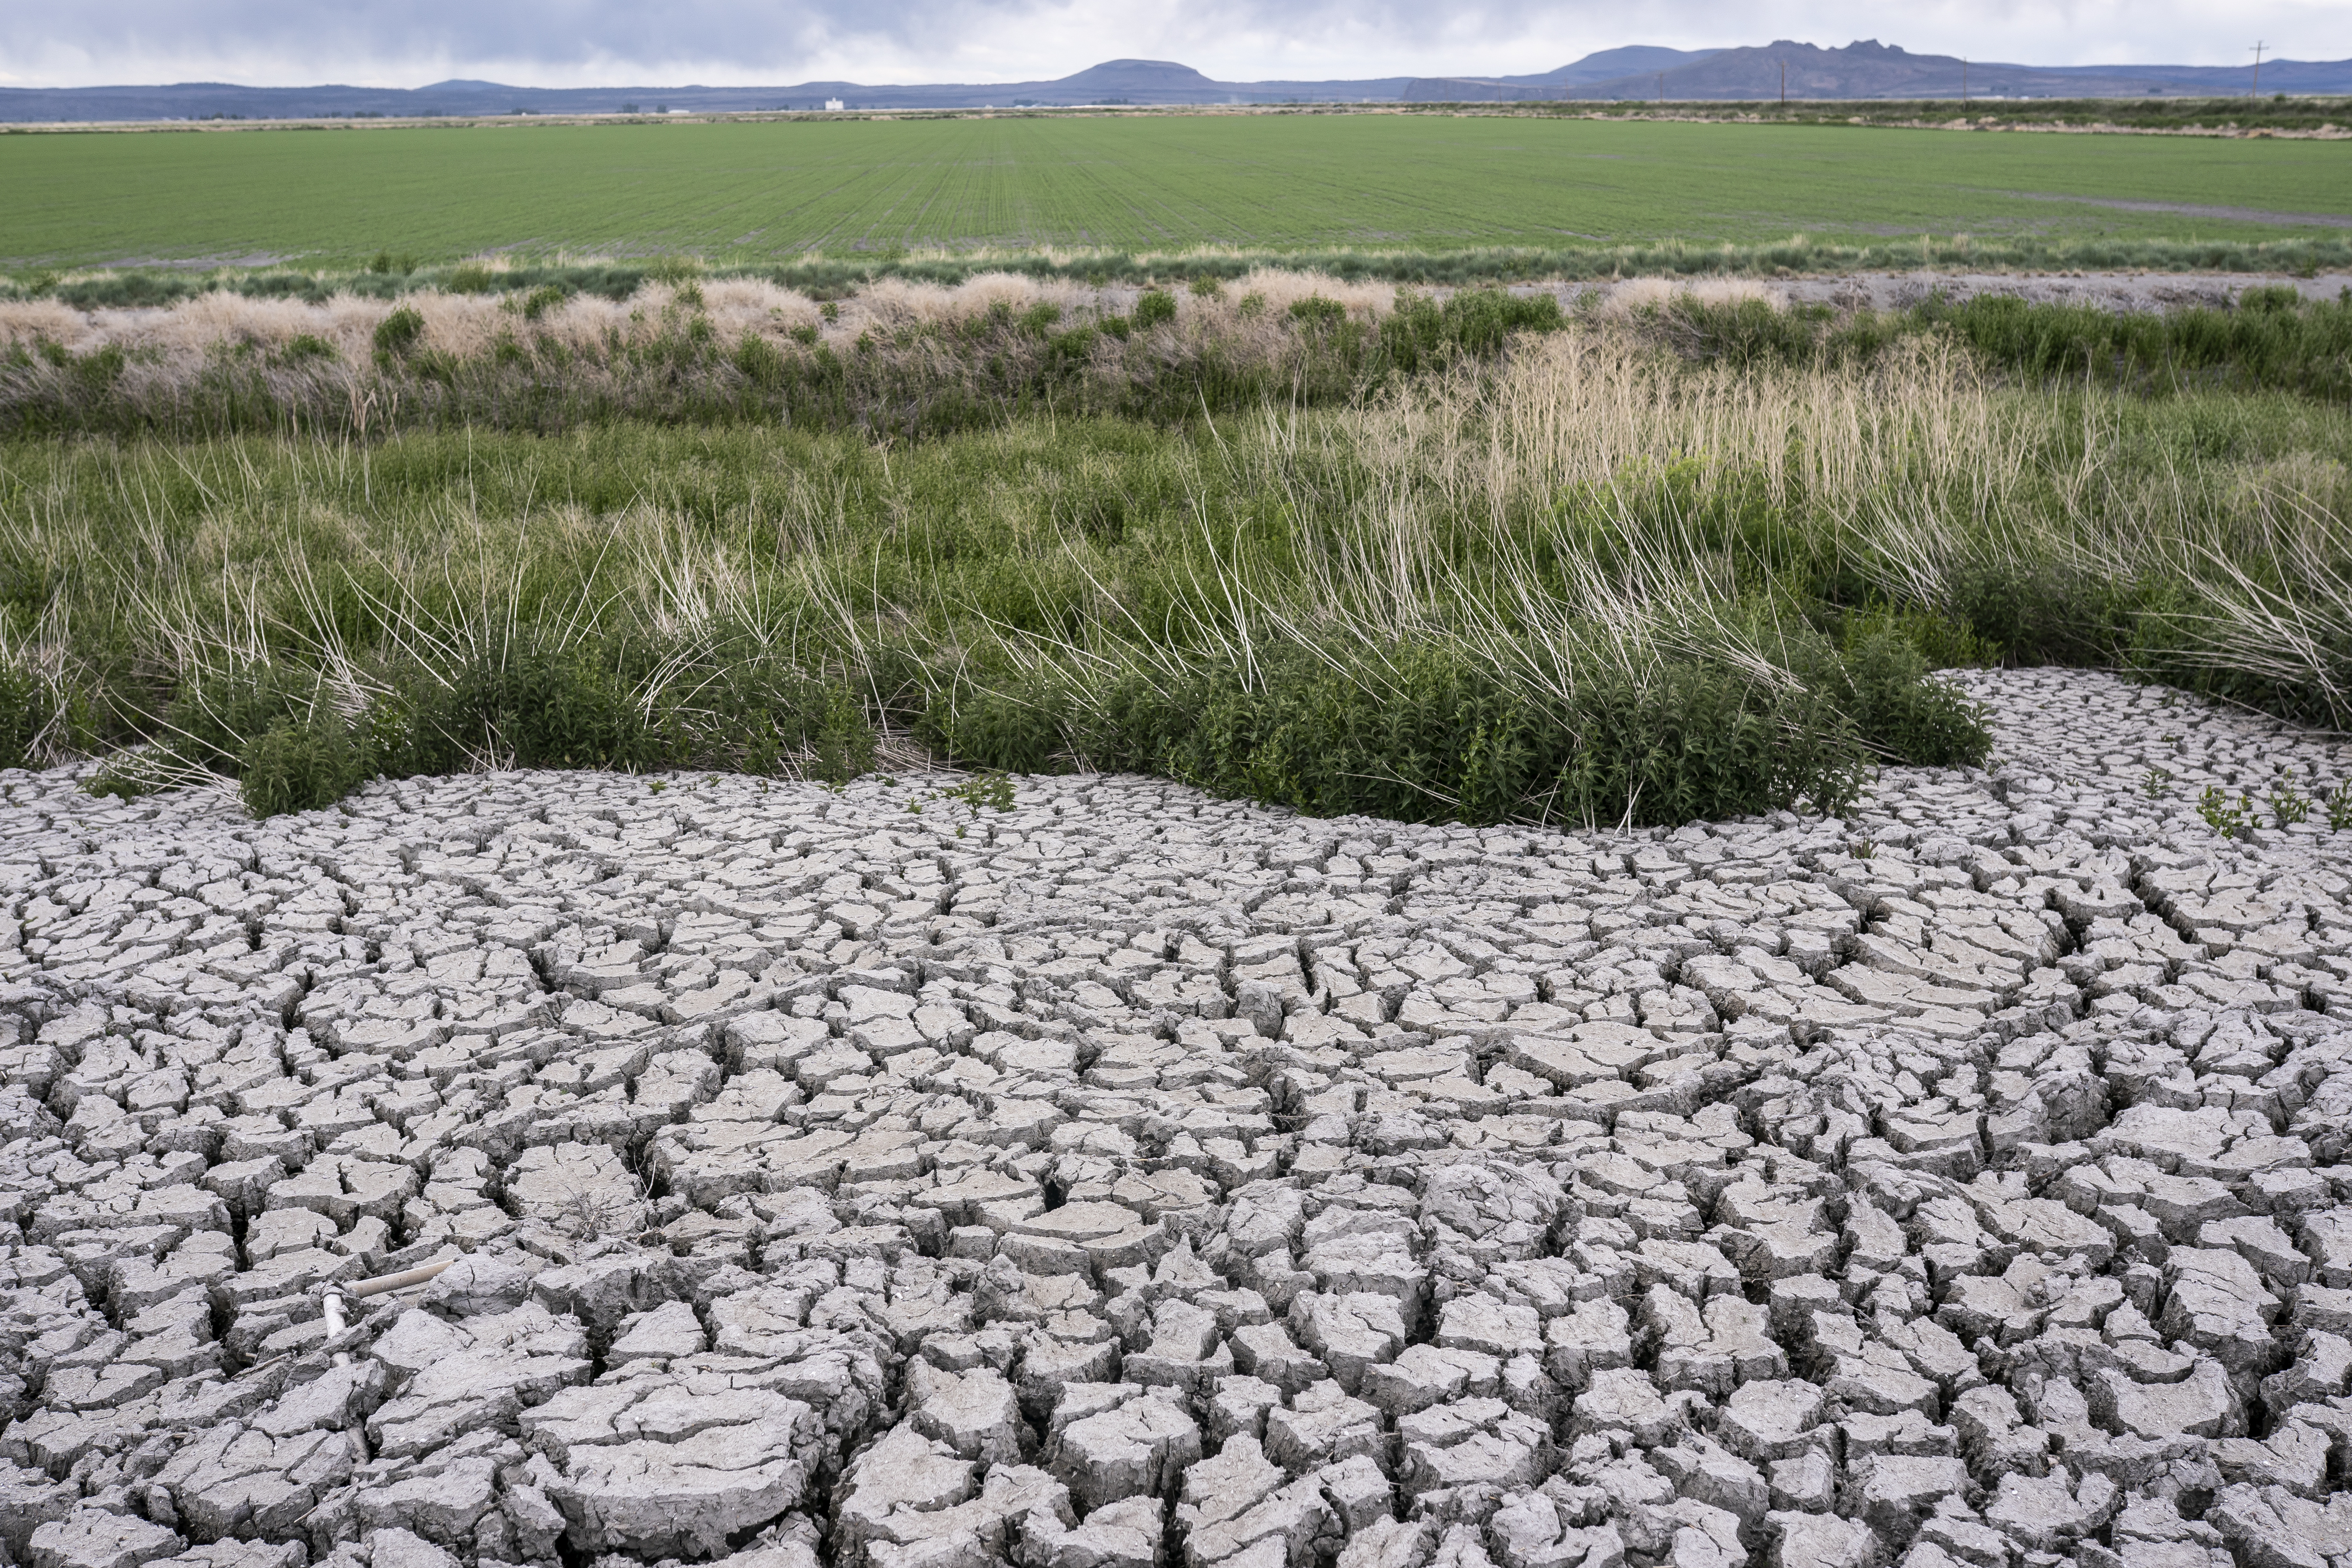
[{"x1": 3, "y1": 0, "x2": 2331, "y2": 90}]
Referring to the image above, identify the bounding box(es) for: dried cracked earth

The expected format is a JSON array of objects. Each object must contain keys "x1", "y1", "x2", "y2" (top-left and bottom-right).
[{"x1": 0, "y1": 667, "x2": 2348, "y2": 1568}]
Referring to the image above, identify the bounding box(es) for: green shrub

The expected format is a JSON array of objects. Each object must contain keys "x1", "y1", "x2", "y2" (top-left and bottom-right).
[
  {"x1": 239, "y1": 715, "x2": 370, "y2": 817},
  {"x1": 1839, "y1": 601, "x2": 2001, "y2": 671},
  {"x1": 929, "y1": 639, "x2": 1918, "y2": 829},
  {"x1": 1833, "y1": 633, "x2": 1992, "y2": 766},
  {"x1": 400, "y1": 643, "x2": 653, "y2": 773},
  {"x1": 809, "y1": 688, "x2": 876, "y2": 785},
  {"x1": 1133, "y1": 290, "x2": 1178, "y2": 329},
  {"x1": 521, "y1": 284, "x2": 572, "y2": 320},
  {"x1": 284, "y1": 334, "x2": 337, "y2": 361},
  {"x1": 733, "y1": 333, "x2": 786, "y2": 388},
  {"x1": 1382, "y1": 286, "x2": 1567, "y2": 371},
  {"x1": 446, "y1": 264, "x2": 496, "y2": 295},
  {"x1": 373, "y1": 307, "x2": 425, "y2": 362}
]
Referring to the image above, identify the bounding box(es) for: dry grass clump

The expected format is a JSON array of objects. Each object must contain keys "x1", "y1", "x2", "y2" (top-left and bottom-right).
[
  {"x1": 1600, "y1": 276, "x2": 1784, "y2": 317},
  {"x1": 1220, "y1": 267, "x2": 1395, "y2": 319},
  {"x1": 0, "y1": 301, "x2": 98, "y2": 355}
]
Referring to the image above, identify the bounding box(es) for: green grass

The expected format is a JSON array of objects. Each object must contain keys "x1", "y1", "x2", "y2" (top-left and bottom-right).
[
  {"x1": 4, "y1": 113, "x2": 2347, "y2": 270},
  {"x1": 9, "y1": 318, "x2": 2352, "y2": 826}
]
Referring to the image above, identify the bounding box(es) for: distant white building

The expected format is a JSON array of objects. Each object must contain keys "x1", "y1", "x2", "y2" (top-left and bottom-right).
[{"x1": 825, "y1": 98, "x2": 845, "y2": 111}]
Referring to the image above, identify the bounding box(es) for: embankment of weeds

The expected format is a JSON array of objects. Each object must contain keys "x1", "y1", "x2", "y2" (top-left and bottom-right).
[
  {"x1": 5, "y1": 272, "x2": 2351, "y2": 443},
  {"x1": 7, "y1": 231, "x2": 2350, "y2": 310},
  {"x1": 0, "y1": 274, "x2": 1564, "y2": 441}
]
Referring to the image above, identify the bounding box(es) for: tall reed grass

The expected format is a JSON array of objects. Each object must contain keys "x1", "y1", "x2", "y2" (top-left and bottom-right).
[{"x1": 6, "y1": 313, "x2": 2348, "y2": 825}]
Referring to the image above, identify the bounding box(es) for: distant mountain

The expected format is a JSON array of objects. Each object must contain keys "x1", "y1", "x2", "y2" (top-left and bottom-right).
[
  {"x1": 2, "y1": 43, "x2": 2346, "y2": 123},
  {"x1": 0, "y1": 59, "x2": 1411, "y2": 122},
  {"x1": 1517, "y1": 47, "x2": 1724, "y2": 86},
  {"x1": 1550, "y1": 38, "x2": 2352, "y2": 100}
]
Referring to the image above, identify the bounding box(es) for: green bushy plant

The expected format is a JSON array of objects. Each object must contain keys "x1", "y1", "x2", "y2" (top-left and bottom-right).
[
  {"x1": 239, "y1": 715, "x2": 371, "y2": 817},
  {"x1": 1834, "y1": 632, "x2": 1992, "y2": 766},
  {"x1": 928, "y1": 638, "x2": 1912, "y2": 829},
  {"x1": 372, "y1": 307, "x2": 425, "y2": 363}
]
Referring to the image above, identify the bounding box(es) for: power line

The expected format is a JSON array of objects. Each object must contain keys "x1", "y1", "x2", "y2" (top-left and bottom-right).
[{"x1": 2251, "y1": 41, "x2": 2266, "y2": 99}]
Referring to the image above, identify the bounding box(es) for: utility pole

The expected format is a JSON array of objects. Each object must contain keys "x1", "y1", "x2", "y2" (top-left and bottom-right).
[
  {"x1": 1961, "y1": 59, "x2": 1968, "y2": 103},
  {"x1": 1657, "y1": 72, "x2": 1665, "y2": 104},
  {"x1": 2251, "y1": 41, "x2": 2266, "y2": 98},
  {"x1": 1780, "y1": 59, "x2": 1787, "y2": 106}
]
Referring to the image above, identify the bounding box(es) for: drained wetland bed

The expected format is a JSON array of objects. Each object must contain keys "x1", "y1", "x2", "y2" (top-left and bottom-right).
[{"x1": 0, "y1": 668, "x2": 2346, "y2": 1568}]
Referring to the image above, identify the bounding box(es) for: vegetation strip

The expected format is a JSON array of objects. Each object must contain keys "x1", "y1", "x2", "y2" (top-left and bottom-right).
[{"x1": 0, "y1": 272, "x2": 2346, "y2": 830}]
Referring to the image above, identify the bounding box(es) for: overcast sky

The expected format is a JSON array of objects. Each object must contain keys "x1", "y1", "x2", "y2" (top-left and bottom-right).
[{"x1": 1, "y1": 0, "x2": 2334, "y2": 89}]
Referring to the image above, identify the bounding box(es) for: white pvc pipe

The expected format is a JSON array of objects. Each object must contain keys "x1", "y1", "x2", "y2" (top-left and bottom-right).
[
  {"x1": 320, "y1": 1257, "x2": 457, "y2": 1368},
  {"x1": 348, "y1": 1258, "x2": 458, "y2": 1298}
]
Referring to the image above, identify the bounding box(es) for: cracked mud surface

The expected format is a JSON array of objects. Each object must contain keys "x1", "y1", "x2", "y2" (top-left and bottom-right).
[{"x1": 0, "y1": 667, "x2": 2350, "y2": 1568}]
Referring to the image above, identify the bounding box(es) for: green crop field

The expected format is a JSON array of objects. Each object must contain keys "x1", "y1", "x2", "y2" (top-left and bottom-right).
[{"x1": 2, "y1": 111, "x2": 2346, "y2": 269}]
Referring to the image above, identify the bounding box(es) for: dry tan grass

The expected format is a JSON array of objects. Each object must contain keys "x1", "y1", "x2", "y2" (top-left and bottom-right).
[
  {"x1": 1223, "y1": 268, "x2": 1396, "y2": 319},
  {"x1": 2, "y1": 269, "x2": 1441, "y2": 366},
  {"x1": 1598, "y1": 276, "x2": 1783, "y2": 317},
  {"x1": 0, "y1": 301, "x2": 94, "y2": 354}
]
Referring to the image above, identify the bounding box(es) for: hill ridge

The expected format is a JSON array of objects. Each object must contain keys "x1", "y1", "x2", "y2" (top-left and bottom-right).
[{"x1": 5, "y1": 41, "x2": 2347, "y2": 122}]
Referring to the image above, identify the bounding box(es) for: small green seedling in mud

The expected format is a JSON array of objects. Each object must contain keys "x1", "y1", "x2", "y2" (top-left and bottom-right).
[
  {"x1": 946, "y1": 770, "x2": 1015, "y2": 815},
  {"x1": 913, "y1": 770, "x2": 1017, "y2": 837},
  {"x1": 2328, "y1": 782, "x2": 2352, "y2": 831},
  {"x1": 2197, "y1": 786, "x2": 2246, "y2": 837},
  {"x1": 2268, "y1": 780, "x2": 2311, "y2": 828},
  {"x1": 2143, "y1": 768, "x2": 2172, "y2": 799},
  {"x1": 646, "y1": 778, "x2": 666, "y2": 795}
]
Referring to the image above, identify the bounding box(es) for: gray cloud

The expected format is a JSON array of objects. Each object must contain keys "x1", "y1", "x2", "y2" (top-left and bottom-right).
[{"x1": 0, "y1": 0, "x2": 2326, "y2": 88}]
